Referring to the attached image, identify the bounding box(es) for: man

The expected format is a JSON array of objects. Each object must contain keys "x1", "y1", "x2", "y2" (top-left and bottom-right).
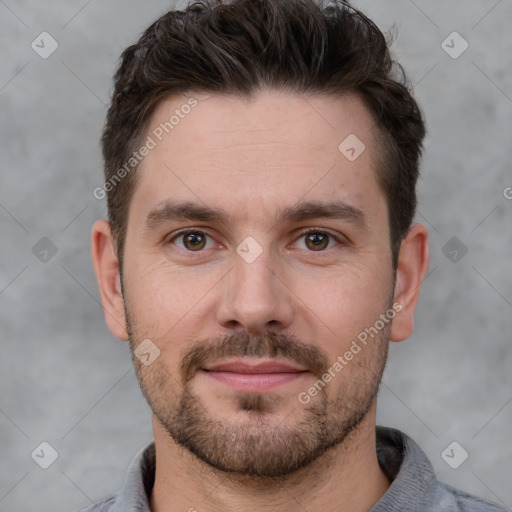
[{"x1": 84, "y1": 0, "x2": 506, "y2": 510}]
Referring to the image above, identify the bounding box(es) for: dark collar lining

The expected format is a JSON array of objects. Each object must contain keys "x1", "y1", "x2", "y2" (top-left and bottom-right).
[{"x1": 376, "y1": 425, "x2": 406, "y2": 482}]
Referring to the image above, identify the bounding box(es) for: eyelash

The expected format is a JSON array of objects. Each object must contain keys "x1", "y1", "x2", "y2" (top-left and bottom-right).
[{"x1": 167, "y1": 228, "x2": 344, "y2": 254}]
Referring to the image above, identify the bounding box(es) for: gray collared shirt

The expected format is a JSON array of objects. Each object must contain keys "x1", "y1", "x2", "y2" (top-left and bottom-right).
[{"x1": 77, "y1": 426, "x2": 507, "y2": 511}]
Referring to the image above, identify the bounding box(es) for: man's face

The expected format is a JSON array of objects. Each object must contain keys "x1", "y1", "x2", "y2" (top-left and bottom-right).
[{"x1": 121, "y1": 90, "x2": 395, "y2": 476}]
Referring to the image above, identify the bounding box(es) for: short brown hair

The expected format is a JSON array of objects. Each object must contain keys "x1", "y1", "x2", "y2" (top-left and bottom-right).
[{"x1": 101, "y1": 0, "x2": 425, "y2": 271}]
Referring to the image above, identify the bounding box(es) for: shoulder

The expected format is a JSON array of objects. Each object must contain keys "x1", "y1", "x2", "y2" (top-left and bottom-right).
[
  {"x1": 374, "y1": 426, "x2": 508, "y2": 512},
  {"x1": 73, "y1": 440, "x2": 155, "y2": 512},
  {"x1": 436, "y1": 482, "x2": 509, "y2": 512}
]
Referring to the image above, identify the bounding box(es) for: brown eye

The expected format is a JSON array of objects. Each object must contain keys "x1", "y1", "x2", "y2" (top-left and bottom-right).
[
  {"x1": 183, "y1": 231, "x2": 206, "y2": 251},
  {"x1": 171, "y1": 230, "x2": 212, "y2": 251},
  {"x1": 304, "y1": 231, "x2": 330, "y2": 251}
]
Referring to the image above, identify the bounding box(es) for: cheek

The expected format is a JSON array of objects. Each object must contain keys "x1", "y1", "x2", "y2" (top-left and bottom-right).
[
  {"x1": 293, "y1": 264, "x2": 391, "y2": 349},
  {"x1": 125, "y1": 260, "x2": 222, "y2": 338}
]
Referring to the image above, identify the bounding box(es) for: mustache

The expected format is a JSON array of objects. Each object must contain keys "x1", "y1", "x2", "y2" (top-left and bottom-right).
[{"x1": 181, "y1": 331, "x2": 329, "y2": 383}]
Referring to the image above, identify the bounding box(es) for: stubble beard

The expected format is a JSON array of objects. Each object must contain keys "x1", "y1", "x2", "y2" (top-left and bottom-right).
[{"x1": 125, "y1": 302, "x2": 391, "y2": 478}]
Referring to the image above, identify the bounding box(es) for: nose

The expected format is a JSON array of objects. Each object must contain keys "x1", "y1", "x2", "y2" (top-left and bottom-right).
[{"x1": 215, "y1": 248, "x2": 294, "y2": 335}]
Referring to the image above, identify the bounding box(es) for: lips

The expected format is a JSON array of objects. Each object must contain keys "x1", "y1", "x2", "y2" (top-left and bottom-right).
[
  {"x1": 202, "y1": 359, "x2": 307, "y2": 374},
  {"x1": 200, "y1": 358, "x2": 308, "y2": 392}
]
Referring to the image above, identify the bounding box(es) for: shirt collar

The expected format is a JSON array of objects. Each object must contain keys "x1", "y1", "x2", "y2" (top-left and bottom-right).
[
  {"x1": 372, "y1": 426, "x2": 439, "y2": 511},
  {"x1": 109, "y1": 441, "x2": 155, "y2": 512}
]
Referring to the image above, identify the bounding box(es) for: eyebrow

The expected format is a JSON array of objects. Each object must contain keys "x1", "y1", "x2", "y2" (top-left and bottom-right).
[{"x1": 144, "y1": 200, "x2": 368, "y2": 231}]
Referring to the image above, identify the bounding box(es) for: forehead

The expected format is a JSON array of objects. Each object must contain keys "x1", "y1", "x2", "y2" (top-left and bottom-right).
[{"x1": 130, "y1": 90, "x2": 386, "y2": 227}]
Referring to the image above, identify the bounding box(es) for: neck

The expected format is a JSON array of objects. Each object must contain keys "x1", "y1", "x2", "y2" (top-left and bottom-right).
[{"x1": 149, "y1": 402, "x2": 390, "y2": 512}]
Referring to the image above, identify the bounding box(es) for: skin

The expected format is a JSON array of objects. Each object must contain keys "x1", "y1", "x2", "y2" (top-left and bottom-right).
[{"x1": 92, "y1": 89, "x2": 429, "y2": 512}]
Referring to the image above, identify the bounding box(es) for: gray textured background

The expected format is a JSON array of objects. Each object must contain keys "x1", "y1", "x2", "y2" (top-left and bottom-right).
[{"x1": 1, "y1": 1, "x2": 511, "y2": 511}]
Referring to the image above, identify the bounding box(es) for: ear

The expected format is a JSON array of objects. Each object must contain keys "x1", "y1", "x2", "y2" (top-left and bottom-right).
[
  {"x1": 91, "y1": 219, "x2": 129, "y2": 341},
  {"x1": 390, "y1": 223, "x2": 429, "y2": 342}
]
